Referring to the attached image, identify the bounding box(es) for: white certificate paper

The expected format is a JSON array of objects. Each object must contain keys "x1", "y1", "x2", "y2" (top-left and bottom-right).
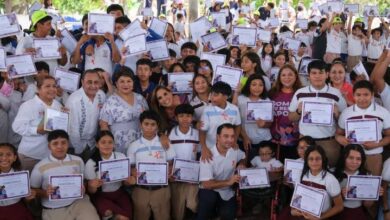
[
  {"x1": 210, "y1": 12, "x2": 226, "y2": 29},
  {"x1": 291, "y1": 184, "x2": 326, "y2": 218},
  {"x1": 353, "y1": 61, "x2": 369, "y2": 80},
  {"x1": 0, "y1": 48, "x2": 6, "y2": 71},
  {"x1": 146, "y1": 40, "x2": 170, "y2": 61},
  {"x1": 327, "y1": 1, "x2": 343, "y2": 13},
  {"x1": 200, "y1": 52, "x2": 226, "y2": 72},
  {"x1": 239, "y1": 168, "x2": 270, "y2": 189},
  {"x1": 201, "y1": 32, "x2": 228, "y2": 52},
  {"x1": 301, "y1": 101, "x2": 334, "y2": 126},
  {"x1": 298, "y1": 58, "x2": 312, "y2": 75},
  {"x1": 345, "y1": 119, "x2": 379, "y2": 143},
  {"x1": 232, "y1": 27, "x2": 257, "y2": 47},
  {"x1": 123, "y1": 34, "x2": 147, "y2": 57},
  {"x1": 213, "y1": 65, "x2": 242, "y2": 90},
  {"x1": 149, "y1": 17, "x2": 168, "y2": 37},
  {"x1": 284, "y1": 159, "x2": 304, "y2": 184},
  {"x1": 168, "y1": 72, "x2": 194, "y2": 94},
  {"x1": 60, "y1": 29, "x2": 77, "y2": 53},
  {"x1": 363, "y1": 6, "x2": 379, "y2": 17},
  {"x1": 6, "y1": 55, "x2": 37, "y2": 79},
  {"x1": 33, "y1": 39, "x2": 61, "y2": 60},
  {"x1": 99, "y1": 158, "x2": 130, "y2": 183},
  {"x1": 172, "y1": 159, "x2": 200, "y2": 184},
  {"x1": 54, "y1": 68, "x2": 81, "y2": 93},
  {"x1": 88, "y1": 13, "x2": 115, "y2": 35},
  {"x1": 283, "y1": 38, "x2": 301, "y2": 51},
  {"x1": 0, "y1": 13, "x2": 20, "y2": 38},
  {"x1": 49, "y1": 175, "x2": 83, "y2": 201},
  {"x1": 246, "y1": 101, "x2": 273, "y2": 122},
  {"x1": 296, "y1": 19, "x2": 308, "y2": 29},
  {"x1": 257, "y1": 29, "x2": 271, "y2": 43},
  {"x1": 190, "y1": 16, "x2": 212, "y2": 43},
  {"x1": 344, "y1": 4, "x2": 359, "y2": 13},
  {"x1": 346, "y1": 175, "x2": 381, "y2": 200},
  {"x1": 0, "y1": 171, "x2": 30, "y2": 201},
  {"x1": 44, "y1": 108, "x2": 69, "y2": 132},
  {"x1": 269, "y1": 18, "x2": 280, "y2": 28},
  {"x1": 119, "y1": 19, "x2": 147, "y2": 41},
  {"x1": 137, "y1": 162, "x2": 168, "y2": 186}
]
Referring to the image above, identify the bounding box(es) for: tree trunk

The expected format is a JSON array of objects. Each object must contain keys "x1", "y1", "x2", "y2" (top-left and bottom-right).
[
  {"x1": 5, "y1": 0, "x2": 13, "y2": 13},
  {"x1": 188, "y1": 0, "x2": 198, "y2": 23}
]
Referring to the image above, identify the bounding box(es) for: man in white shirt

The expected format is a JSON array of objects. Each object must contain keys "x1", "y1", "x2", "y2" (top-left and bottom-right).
[
  {"x1": 65, "y1": 69, "x2": 105, "y2": 160},
  {"x1": 371, "y1": 50, "x2": 390, "y2": 110},
  {"x1": 288, "y1": 60, "x2": 347, "y2": 168},
  {"x1": 197, "y1": 123, "x2": 246, "y2": 220}
]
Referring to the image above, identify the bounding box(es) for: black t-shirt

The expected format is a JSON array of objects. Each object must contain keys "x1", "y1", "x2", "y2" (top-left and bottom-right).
[
  {"x1": 258, "y1": 7, "x2": 270, "y2": 21},
  {"x1": 312, "y1": 29, "x2": 327, "y2": 60}
]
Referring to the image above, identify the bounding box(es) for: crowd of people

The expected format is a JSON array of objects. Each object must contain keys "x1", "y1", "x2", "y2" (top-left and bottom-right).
[{"x1": 1, "y1": 0, "x2": 390, "y2": 219}]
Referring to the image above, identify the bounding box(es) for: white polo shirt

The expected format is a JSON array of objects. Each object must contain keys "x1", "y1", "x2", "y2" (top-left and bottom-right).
[
  {"x1": 367, "y1": 37, "x2": 386, "y2": 59},
  {"x1": 326, "y1": 29, "x2": 342, "y2": 54},
  {"x1": 30, "y1": 154, "x2": 84, "y2": 209},
  {"x1": 188, "y1": 95, "x2": 211, "y2": 121},
  {"x1": 199, "y1": 146, "x2": 245, "y2": 201},
  {"x1": 127, "y1": 135, "x2": 176, "y2": 165},
  {"x1": 12, "y1": 95, "x2": 63, "y2": 159},
  {"x1": 250, "y1": 157, "x2": 283, "y2": 171},
  {"x1": 347, "y1": 34, "x2": 364, "y2": 56},
  {"x1": 380, "y1": 83, "x2": 390, "y2": 111},
  {"x1": 84, "y1": 152, "x2": 126, "y2": 192},
  {"x1": 338, "y1": 102, "x2": 390, "y2": 155},
  {"x1": 201, "y1": 102, "x2": 241, "y2": 148},
  {"x1": 0, "y1": 169, "x2": 22, "y2": 206},
  {"x1": 84, "y1": 43, "x2": 113, "y2": 76},
  {"x1": 289, "y1": 85, "x2": 347, "y2": 138},
  {"x1": 301, "y1": 170, "x2": 341, "y2": 213},
  {"x1": 169, "y1": 126, "x2": 199, "y2": 160}
]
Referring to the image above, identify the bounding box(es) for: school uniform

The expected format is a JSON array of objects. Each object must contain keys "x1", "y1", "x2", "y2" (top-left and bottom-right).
[
  {"x1": 0, "y1": 169, "x2": 33, "y2": 220},
  {"x1": 65, "y1": 88, "x2": 106, "y2": 155},
  {"x1": 289, "y1": 85, "x2": 347, "y2": 167},
  {"x1": 367, "y1": 37, "x2": 386, "y2": 62},
  {"x1": 197, "y1": 146, "x2": 245, "y2": 220},
  {"x1": 30, "y1": 154, "x2": 99, "y2": 220},
  {"x1": 83, "y1": 42, "x2": 114, "y2": 76},
  {"x1": 250, "y1": 157, "x2": 283, "y2": 171},
  {"x1": 200, "y1": 102, "x2": 241, "y2": 148},
  {"x1": 324, "y1": 29, "x2": 342, "y2": 63},
  {"x1": 169, "y1": 126, "x2": 199, "y2": 220},
  {"x1": 188, "y1": 94, "x2": 211, "y2": 121},
  {"x1": 338, "y1": 102, "x2": 390, "y2": 175},
  {"x1": 127, "y1": 135, "x2": 176, "y2": 220},
  {"x1": 347, "y1": 34, "x2": 364, "y2": 72},
  {"x1": 84, "y1": 152, "x2": 132, "y2": 218},
  {"x1": 12, "y1": 95, "x2": 63, "y2": 172},
  {"x1": 380, "y1": 83, "x2": 390, "y2": 111}
]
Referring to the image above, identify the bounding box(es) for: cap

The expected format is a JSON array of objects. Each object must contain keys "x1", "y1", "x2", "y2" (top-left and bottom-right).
[
  {"x1": 237, "y1": 17, "x2": 247, "y2": 25},
  {"x1": 253, "y1": 11, "x2": 260, "y2": 16},
  {"x1": 354, "y1": 17, "x2": 364, "y2": 23},
  {"x1": 30, "y1": 10, "x2": 52, "y2": 31},
  {"x1": 159, "y1": 14, "x2": 166, "y2": 19},
  {"x1": 209, "y1": 27, "x2": 217, "y2": 33},
  {"x1": 332, "y1": 16, "x2": 343, "y2": 24}
]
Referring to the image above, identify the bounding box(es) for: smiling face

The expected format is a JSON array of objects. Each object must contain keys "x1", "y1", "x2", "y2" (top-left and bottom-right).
[
  {"x1": 0, "y1": 146, "x2": 17, "y2": 173},
  {"x1": 216, "y1": 127, "x2": 235, "y2": 150},
  {"x1": 156, "y1": 88, "x2": 174, "y2": 107},
  {"x1": 274, "y1": 54, "x2": 286, "y2": 68},
  {"x1": 307, "y1": 150, "x2": 323, "y2": 174},
  {"x1": 249, "y1": 79, "x2": 264, "y2": 98},
  {"x1": 116, "y1": 76, "x2": 134, "y2": 95},
  {"x1": 97, "y1": 135, "x2": 115, "y2": 158},
  {"x1": 194, "y1": 76, "x2": 209, "y2": 94},
  {"x1": 329, "y1": 63, "x2": 345, "y2": 86},
  {"x1": 345, "y1": 150, "x2": 362, "y2": 173},
  {"x1": 279, "y1": 67, "x2": 296, "y2": 89},
  {"x1": 82, "y1": 72, "x2": 100, "y2": 98},
  {"x1": 37, "y1": 78, "x2": 57, "y2": 102},
  {"x1": 259, "y1": 146, "x2": 273, "y2": 162},
  {"x1": 353, "y1": 88, "x2": 373, "y2": 109}
]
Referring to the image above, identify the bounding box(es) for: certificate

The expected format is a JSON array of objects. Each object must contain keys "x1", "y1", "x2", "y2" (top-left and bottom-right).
[
  {"x1": 246, "y1": 101, "x2": 273, "y2": 122},
  {"x1": 345, "y1": 119, "x2": 379, "y2": 143},
  {"x1": 0, "y1": 48, "x2": 5, "y2": 71},
  {"x1": 327, "y1": 1, "x2": 343, "y2": 13},
  {"x1": 99, "y1": 158, "x2": 130, "y2": 183},
  {"x1": 33, "y1": 38, "x2": 61, "y2": 60},
  {"x1": 141, "y1": 8, "x2": 153, "y2": 17},
  {"x1": 119, "y1": 19, "x2": 147, "y2": 41},
  {"x1": 257, "y1": 29, "x2": 271, "y2": 43},
  {"x1": 0, "y1": 13, "x2": 20, "y2": 38},
  {"x1": 344, "y1": 4, "x2": 359, "y2": 14},
  {"x1": 298, "y1": 58, "x2": 312, "y2": 75},
  {"x1": 363, "y1": 6, "x2": 379, "y2": 17},
  {"x1": 296, "y1": 19, "x2": 308, "y2": 29},
  {"x1": 268, "y1": 18, "x2": 280, "y2": 28},
  {"x1": 213, "y1": 65, "x2": 242, "y2": 90},
  {"x1": 172, "y1": 159, "x2": 200, "y2": 184},
  {"x1": 232, "y1": 27, "x2": 257, "y2": 47},
  {"x1": 283, "y1": 38, "x2": 301, "y2": 51},
  {"x1": 190, "y1": 16, "x2": 212, "y2": 43},
  {"x1": 210, "y1": 12, "x2": 226, "y2": 29},
  {"x1": 49, "y1": 175, "x2": 83, "y2": 201},
  {"x1": 0, "y1": 171, "x2": 30, "y2": 201},
  {"x1": 88, "y1": 13, "x2": 115, "y2": 35},
  {"x1": 137, "y1": 162, "x2": 168, "y2": 186},
  {"x1": 290, "y1": 184, "x2": 326, "y2": 218},
  {"x1": 146, "y1": 40, "x2": 170, "y2": 61},
  {"x1": 284, "y1": 159, "x2": 304, "y2": 184},
  {"x1": 6, "y1": 55, "x2": 37, "y2": 79},
  {"x1": 200, "y1": 52, "x2": 226, "y2": 72},
  {"x1": 318, "y1": 3, "x2": 329, "y2": 15},
  {"x1": 239, "y1": 168, "x2": 270, "y2": 189},
  {"x1": 201, "y1": 32, "x2": 228, "y2": 52},
  {"x1": 278, "y1": 31, "x2": 293, "y2": 41},
  {"x1": 168, "y1": 72, "x2": 194, "y2": 94},
  {"x1": 149, "y1": 17, "x2": 168, "y2": 37},
  {"x1": 44, "y1": 108, "x2": 69, "y2": 132},
  {"x1": 60, "y1": 29, "x2": 77, "y2": 53},
  {"x1": 301, "y1": 101, "x2": 334, "y2": 126},
  {"x1": 353, "y1": 61, "x2": 369, "y2": 80},
  {"x1": 123, "y1": 34, "x2": 147, "y2": 57},
  {"x1": 54, "y1": 68, "x2": 80, "y2": 93},
  {"x1": 346, "y1": 175, "x2": 381, "y2": 200}
]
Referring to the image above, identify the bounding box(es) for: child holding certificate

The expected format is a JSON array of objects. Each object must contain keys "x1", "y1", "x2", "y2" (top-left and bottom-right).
[
  {"x1": 85, "y1": 130, "x2": 133, "y2": 220},
  {"x1": 189, "y1": 74, "x2": 211, "y2": 121},
  {"x1": 236, "y1": 74, "x2": 272, "y2": 152},
  {"x1": 240, "y1": 52, "x2": 271, "y2": 91},
  {"x1": 0, "y1": 143, "x2": 34, "y2": 220}
]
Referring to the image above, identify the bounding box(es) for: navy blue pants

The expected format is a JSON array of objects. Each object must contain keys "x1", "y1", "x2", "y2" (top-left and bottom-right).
[{"x1": 196, "y1": 189, "x2": 236, "y2": 220}]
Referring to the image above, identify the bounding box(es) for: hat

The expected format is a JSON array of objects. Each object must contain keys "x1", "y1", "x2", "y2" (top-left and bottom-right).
[
  {"x1": 237, "y1": 17, "x2": 247, "y2": 25},
  {"x1": 354, "y1": 17, "x2": 364, "y2": 23},
  {"x1": 253, "y1": 11, "x2": 260, "y2": 16},
  {"x1": 159, "y1": 14, "x2": 166, "y2": 19},
  {"x1": 332, "y1": 16, "x2": 342, "y2": 24},
  {"x1": 30, "y1": 10, "x2": 52, "y2": 31},
  {"x1": 209, "y1": 27, "x2": 217, "y2": 33}
]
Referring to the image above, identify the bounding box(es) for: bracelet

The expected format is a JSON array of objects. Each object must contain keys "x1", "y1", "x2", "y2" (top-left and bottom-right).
[{"x1": 296, "y1": 108, "x2": 301, "y2": 115}]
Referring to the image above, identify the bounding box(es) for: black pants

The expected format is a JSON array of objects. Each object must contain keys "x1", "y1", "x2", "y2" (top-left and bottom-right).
[{"x1": 196, "y1": 189, "x2": 236, "y2": 220}]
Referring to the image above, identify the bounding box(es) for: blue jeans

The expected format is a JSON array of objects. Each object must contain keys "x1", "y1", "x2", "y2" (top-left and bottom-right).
[
  {"x1": 196, "y1": 189, "x2": 236, "y2": 220},
  {"x1": 378, "y1": 188, "x2": 390, "y2": 220}
]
